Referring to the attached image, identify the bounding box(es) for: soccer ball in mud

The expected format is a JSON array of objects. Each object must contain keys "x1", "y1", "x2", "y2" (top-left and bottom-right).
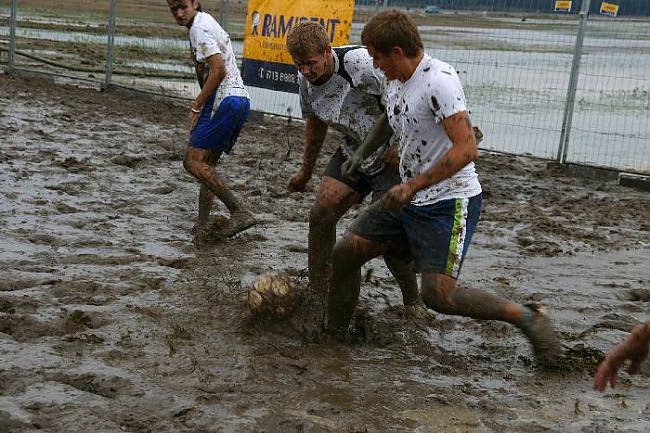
[{"x1": 247, "y1": 272, "x2": 299, "y2": 320}]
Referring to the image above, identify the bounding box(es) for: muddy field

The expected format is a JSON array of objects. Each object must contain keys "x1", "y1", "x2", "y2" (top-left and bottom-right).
[{"x1": 1, "y1": 73, "x2": 649, "y2": 433}]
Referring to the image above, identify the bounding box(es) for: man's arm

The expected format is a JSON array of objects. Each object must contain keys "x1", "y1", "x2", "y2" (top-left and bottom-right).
[
  {"x1": 288, "y1": 114, "x2": 328, "y2": 192},
  {"x1": 594, "y1": 320, "x2": 650, "y2": 391},
  {"x1": 341, "y1": 111, "x2": 392, "y2": 179},
  {"x1": 381, "y1": 111, "x2": 478, "y2": 211},
  {"x1": 188, "y1": 54, "x2": 226, "y2": 130}
]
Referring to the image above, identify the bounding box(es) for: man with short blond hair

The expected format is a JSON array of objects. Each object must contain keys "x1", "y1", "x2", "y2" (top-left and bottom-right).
[{"x1": 285, "y1": 21, "x2": 423, "y2": 328}]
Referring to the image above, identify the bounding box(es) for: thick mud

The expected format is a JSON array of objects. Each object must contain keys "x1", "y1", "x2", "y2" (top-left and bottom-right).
[{"x1": 1, "y1": 74, "x2": 649, "y2": 433}]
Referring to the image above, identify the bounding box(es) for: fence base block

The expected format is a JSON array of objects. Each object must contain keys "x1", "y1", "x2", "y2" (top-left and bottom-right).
[
  {"x1": 546, "y1": 162, "x2": 619, "y2": 182},
  {"x1": 619, "y1": 173, "x2": 650, "y2": 192}
]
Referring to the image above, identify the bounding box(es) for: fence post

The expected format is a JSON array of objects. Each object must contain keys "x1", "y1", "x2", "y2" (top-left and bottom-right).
[
  {"x1": 220, "y1": 0, "x2": 229, "y2": 32},
  {"x1": 105, "y1": 0, "x2": 118, "y2": 90},
  {"x1": 557, "y1": 0, "x2": 591, "y2": 163},
  {"x1": 8, "y1": 0, "x2": 17, "y2": 70}
]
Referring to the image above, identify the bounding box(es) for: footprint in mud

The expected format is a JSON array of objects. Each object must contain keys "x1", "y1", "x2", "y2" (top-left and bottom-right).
[
  {"x1": 576, "y1": 312, "x2": 642, "y2": 337},
  {"x1": 55, "y1": 202, "x2": 81, "y2": 214},
  {"x1": 0, "y1": 275, "x2": 60, "y2": 292},
  {"x1": 0, "y1": 315, "x2": 61, "y2": 341},
  {"x1": 111, "y1": 154, "x2": 146, "y2": 168},
  {"x1": 628, "y1": 288, "x2": 650, "y2": 302},
  {"x1": 63, "y1": 309, "x2": 98, "y2": 334},
  {"x1": 0, "y1": 297, "x2": 15, "y2": 314},
  {"x1": 53, "y1": 156, "x2": 94, "y2": 173},
  {"x1": 50, "y1": 372, "x2": 132, "y2": 399}
]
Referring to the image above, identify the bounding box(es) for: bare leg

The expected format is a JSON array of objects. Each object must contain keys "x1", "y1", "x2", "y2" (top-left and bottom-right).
[
  {"x1": 420, "y1": 272, "x2": 522, "y2": 321},
  {"x1": 420, "y1": 272, "x2": 560, "y2": 367},
  {"x1": 383, "y1": 255, "x2": 420, "y2": 307},
  {"x1": 308, "y1": 176, "x2": 362, "y2": 324},
  {"x1": 196, "y1": 149, "x2": 222, "y2": 229},
  {"x1": 327, "y1": 232, "x2": 390, "y2": 337},
  {"x1": 196, "y1": 184, "x2": 215, "y2": 229}
]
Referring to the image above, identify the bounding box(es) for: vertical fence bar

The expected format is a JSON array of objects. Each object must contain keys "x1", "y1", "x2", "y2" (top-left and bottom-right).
[
  {"x1": 220, "y1": 0, "x2": 229, "y2": 31},
  {"x1": 105, "y1": 0, "x2": 118, "y2": 89},
  {"x1": 8, "y1": 0, "x2": 17, "y2": 69},
  {"x1": 557, "y1": 0, "x2": 591, "y2": 163}
]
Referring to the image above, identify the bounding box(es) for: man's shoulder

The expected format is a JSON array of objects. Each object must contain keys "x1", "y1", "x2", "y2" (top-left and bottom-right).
[
  {"x1": 191, "y1": 12, "x2": 222, "y2": 35},
  {"x1": 333, "y1": 45, "x2": 370, "y2": 64}
]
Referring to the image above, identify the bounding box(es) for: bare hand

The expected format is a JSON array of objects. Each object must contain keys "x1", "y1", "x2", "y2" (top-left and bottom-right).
[
  {"x1": 380, "y1": 144, "x2": 400, "y2": 172},
  {"x1": 473, "y1": 126, "x2": 484, "y2": 145},
  {"x1": 288, "y1": 168, "x2": 312, "y2": 192},
  {"x1": 381, "y1": 183, "x2": 416, "y2": 212},
  {"x1": 341, "y1": 153, "x2": 363, "y2": 180},
  {"x1": 188, "y1": 110, "x2": 200, "y2": 131},
  {"x1": 594, "y1": 326, "x2": 650, "y2": 391}
]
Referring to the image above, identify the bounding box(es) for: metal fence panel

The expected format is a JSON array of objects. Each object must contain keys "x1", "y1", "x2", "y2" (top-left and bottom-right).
[
  {"x1": 1, "y1": 1, "x2": 648, "y2": 175},
  {"x1": 565, "y1": 17, "x2": 650, "y2": 173},
  {"x1": 0, "y1": 1, "x2": 11, "y2": 66},
  {"x1": 408, "y1": 12, "x2": 580, "y2": 161},
  {"x1": 1, "y1": 0, "x2": 111, "y2": 82}
]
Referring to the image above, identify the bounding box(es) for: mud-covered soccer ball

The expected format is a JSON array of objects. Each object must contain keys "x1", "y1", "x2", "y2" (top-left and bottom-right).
[{"x1": 247, "y1": 272, "x2": 299, "y2": 319}]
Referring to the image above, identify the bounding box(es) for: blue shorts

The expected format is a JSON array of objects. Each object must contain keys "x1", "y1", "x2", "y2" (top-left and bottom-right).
[
  {"x1": 349, "y1": 194, "x2": 482, "y2": 278},
  {"x1": 188, "y1": 95, "x2": 250, "y2": 152}
]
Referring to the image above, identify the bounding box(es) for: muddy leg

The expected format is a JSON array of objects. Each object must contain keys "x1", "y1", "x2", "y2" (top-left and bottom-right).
[
  {"x1": 184, "y1": 147, "x2": 256, "y2": 237},
  {"x1": 307, "y1": 176, "x2": 362, "y2": 325},
  {"x1": 327, "y1": 232, "x2": 389, "y2": 338},
  {"x1": 383, "y1": 255, "x2": 420, "y2": 306},
  {"x1": 420, "y1": 272, "x2": 560, "y2": 367},
  {"x1": 195, "y1": 184, "x2": 215, "y2": 231}
]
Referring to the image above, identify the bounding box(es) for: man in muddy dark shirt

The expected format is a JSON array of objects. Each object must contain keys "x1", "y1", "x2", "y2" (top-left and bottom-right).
[{"x1": 285, "y1": 22, "x2": 423, "y2": 328}]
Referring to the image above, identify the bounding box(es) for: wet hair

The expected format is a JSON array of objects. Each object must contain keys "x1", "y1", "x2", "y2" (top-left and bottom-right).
[
  {"x1": 361, "y1": 10, "x2": 423, "y2": 57},
  {"x1": 166, "y1": 0, "x2": 201, "y2": 12},
  {"x1": 286, "y1": 21, "x2": 329, "y2": 60}
]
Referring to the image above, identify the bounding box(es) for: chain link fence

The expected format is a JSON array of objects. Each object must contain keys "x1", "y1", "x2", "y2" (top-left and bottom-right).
[{"x1": 1, "y1": 0, "x2": 648, "y2": 174}]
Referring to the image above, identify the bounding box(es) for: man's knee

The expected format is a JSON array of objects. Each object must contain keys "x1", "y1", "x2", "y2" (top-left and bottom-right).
[
  {"x1": 310, "y1": 200, "x2": 342, "y2": 228},
  {"x1": 421, "y1": 274, "x2": 456, "y2": 311},
  {"x1": 183, "y1": 154, "x2": 199, "y2": 176},
  {"x1": 332, "y1": 237, "x2": 355, "y2": 268}
]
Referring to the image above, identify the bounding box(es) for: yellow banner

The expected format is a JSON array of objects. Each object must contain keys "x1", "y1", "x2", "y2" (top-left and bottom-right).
[
  {"x1": 243, "y1": 0, "x2": 354, "y2": 64},
  {"x1": 600, "y1": 2, "x2": 619, "y2": 16},
  {"x1": 553, "y1": 1, "x2": 572, "y2": 12}
]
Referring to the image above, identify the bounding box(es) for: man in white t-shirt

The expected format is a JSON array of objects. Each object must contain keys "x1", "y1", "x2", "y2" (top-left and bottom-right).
[
  {"x1": 168, "y1": 0, "x2": 255, "y2": 242},
  {"x1": 330, "y1": 10, "x2": 561, "y2": 368},
  {"x1": 285, "y1": 22, "x2": 423, "y2": 328}
]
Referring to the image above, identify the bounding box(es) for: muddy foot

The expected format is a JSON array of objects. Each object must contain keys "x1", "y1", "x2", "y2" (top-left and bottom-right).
[
  {"x1": 519, "y1": 303, "x2": 562, "y2": 369},
  {"x1": 404, "y1": 303, "x2": 435, "y2": 321},
  {"x1": 192, "y1": 227, "x2": 224, "y2": 247},
  {"x1": 222, "y1": 210, "x2": 257, "y2": 238}
]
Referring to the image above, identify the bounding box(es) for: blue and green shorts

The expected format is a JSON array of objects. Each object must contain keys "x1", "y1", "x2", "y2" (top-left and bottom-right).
[{"x1": 349, "y1": 194, "x2": 482, "y2": 278}]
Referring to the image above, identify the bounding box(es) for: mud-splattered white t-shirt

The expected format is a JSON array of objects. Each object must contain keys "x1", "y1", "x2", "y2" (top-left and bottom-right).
[
  {"x1": 189, "y1": 11, "x2": 249, "y2": 112},
  {"x1": 299, "y1": 46, "x2": 387, "y2": 176},
  {"x1": 382, "y1": 54, "x2": 481, "y2": 206}
]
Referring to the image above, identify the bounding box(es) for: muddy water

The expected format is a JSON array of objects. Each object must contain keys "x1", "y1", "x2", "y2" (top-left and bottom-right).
[{"x1": 1, "y1": 74, "x2": 649, "y2": 432}]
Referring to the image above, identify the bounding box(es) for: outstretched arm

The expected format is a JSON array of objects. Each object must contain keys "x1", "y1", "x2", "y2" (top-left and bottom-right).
[
  {"x1": 594, "y1": 320, "x2": 650, "y2": 391},
  {"x1": 288, "y1": 115, "x2": 328, "y2": 192},
  {"x1": 342, "y1": 112, "x2": 392, "y2": 179}
]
